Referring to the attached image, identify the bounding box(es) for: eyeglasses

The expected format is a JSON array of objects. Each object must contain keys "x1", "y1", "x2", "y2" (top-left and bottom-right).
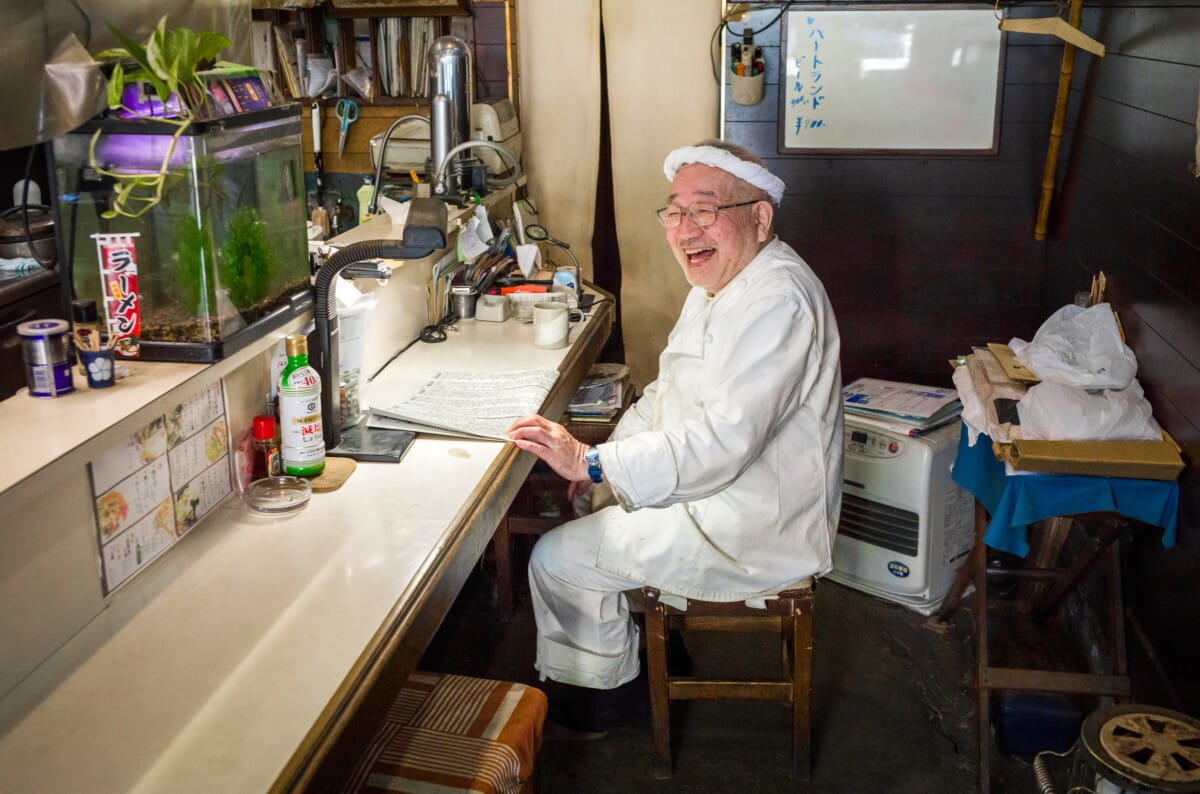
[{"x1": 655, "y1": 200, "x2": 760, "y2": 229}]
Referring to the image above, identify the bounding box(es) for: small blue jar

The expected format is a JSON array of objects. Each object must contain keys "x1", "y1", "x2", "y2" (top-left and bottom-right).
[{"x1": 18, "y1": 319, "x2": 74, "y2": 397}]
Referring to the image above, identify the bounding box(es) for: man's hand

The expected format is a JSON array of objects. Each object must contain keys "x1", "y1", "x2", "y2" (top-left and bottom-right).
[
  {"x1": 507, "y1": 414, "x2": 590, "y2": 485},
  {"x1": 567, "y1": 478, "x2": 592, "y2": 504}
]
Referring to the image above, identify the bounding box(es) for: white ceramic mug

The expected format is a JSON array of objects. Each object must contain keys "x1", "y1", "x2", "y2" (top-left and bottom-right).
[{"x1": 532, "y1": 302, "x2": 570, "y2": 349}]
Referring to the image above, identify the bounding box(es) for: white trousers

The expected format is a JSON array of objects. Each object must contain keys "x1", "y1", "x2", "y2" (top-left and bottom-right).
[{"x1": 528, "y1": 507, "x2": 645, "y2": 690}]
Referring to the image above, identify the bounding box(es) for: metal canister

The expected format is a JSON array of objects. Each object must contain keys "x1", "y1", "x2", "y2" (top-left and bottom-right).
[
  {"x1": 451, "y1": 285, "x2": 477, "y2": 319},
  {"x1": 18, "y1": 319, "x2": 74, "y2": 397}
]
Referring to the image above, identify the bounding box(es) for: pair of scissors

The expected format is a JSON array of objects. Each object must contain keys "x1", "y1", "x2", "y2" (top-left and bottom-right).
[{"x1": 335, "y1": 98, "x2": 359, "y2": 159}]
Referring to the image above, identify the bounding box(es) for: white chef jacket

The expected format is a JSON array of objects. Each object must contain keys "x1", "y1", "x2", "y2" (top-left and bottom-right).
[{"x1": 594, "y1": 237, "x2": 843, "y2": 601}]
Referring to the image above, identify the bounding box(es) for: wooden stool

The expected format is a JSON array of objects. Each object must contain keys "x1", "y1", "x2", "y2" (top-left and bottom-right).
[
  {"x1": 642, "y1": 583, "x2": 815, "y2": 780},
  {"x1": 343, "y1": 671, "x2": 547, "y2": 794}
]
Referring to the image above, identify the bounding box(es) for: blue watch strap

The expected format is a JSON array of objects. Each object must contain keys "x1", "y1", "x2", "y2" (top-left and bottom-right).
[{"x1": 585, "y1": 446, "x2": 603, "y2": 484}]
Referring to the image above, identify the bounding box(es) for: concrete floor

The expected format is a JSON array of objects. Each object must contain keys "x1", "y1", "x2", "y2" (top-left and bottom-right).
[{"x1": 420, "y1": 552, "x2": 1038, "y2": 794}]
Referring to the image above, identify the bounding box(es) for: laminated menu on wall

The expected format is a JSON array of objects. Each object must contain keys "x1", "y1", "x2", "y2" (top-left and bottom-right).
[{"x1": 88, "y1": 382, "x2": 233, "y2": 594}]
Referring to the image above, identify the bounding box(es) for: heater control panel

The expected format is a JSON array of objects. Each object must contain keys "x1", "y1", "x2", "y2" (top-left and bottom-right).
[{"x1": 845, "y1": 427, "x2": 905, "y2": 459}]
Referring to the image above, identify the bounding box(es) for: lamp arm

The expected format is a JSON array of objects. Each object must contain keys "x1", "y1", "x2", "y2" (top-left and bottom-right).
[
  {"x1": 433, "y1": 139, "x2": 522, "y2": 197},
  {"x1": 556, "y1": 243, "x2": 583, "y2": 303},
  {"x1": 311, "y1": 204, "x2": 449, "y2": 449},
  {"x1": 369, "y1": 115, "x2": 431, "y2": 216}
]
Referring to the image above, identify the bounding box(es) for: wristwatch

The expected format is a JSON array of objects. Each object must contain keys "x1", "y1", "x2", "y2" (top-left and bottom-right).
[{"x1": 584, "y1": 445, "x2": 603, "y2": 484}]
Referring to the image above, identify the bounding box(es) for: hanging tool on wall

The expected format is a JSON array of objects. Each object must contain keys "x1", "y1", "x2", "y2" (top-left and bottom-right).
[
  {"x1": 999, "y1": 14, "x2": 1104, "y2": 57},
  {"x1": 336, "y1": 97, "x2": 359, "y2": 160},
  {"x1": 311, "y1": 101, "x2": 329, "y2": 237},
  {"x1": 998, "y1": 3, "x2": 1105, "y2": 240}
]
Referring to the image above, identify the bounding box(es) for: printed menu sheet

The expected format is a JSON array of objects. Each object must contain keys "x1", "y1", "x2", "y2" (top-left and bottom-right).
[
  {"x1": 371, "y1": 369, "x2": 559, "y2": 440},
  {"x1": 89, "y1": 382, "x2": 232, "y2": 594}
]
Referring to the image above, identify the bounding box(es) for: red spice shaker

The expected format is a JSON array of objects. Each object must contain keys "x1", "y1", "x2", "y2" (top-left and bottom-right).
[{"x1": 251, "y1": 415, "x2": 281, "y2": 480}]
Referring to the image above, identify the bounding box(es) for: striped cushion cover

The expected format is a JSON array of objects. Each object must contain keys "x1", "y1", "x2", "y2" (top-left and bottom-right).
[{"x1": 344, "y1": 671, "x2": 547, "y2": 794}]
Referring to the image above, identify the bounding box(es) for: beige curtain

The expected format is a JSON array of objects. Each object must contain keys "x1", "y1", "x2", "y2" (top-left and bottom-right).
[{"x1": 518, "y1": 0, "x2": 721, "y2": 388}]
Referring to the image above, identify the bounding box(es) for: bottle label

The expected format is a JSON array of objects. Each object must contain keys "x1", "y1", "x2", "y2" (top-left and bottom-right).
[{"x1": 279, "y1": 365, "x2": 324, "y2": 466}]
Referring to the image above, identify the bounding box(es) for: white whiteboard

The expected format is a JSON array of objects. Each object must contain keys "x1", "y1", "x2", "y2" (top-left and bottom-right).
[{"x1": 780, "y1": 6, "x2": 1004, "y2": 152}]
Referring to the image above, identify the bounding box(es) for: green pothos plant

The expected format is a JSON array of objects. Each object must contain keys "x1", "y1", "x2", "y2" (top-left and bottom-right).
[{"x1": 90, "y1": 16, "x2": 236, "y2": 219}]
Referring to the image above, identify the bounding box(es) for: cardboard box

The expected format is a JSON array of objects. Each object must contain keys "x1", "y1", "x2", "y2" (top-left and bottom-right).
[
  {"x1": 993, "y1": 433, "x2": 1184, "y2": 481},
  {"x1": 986, "y1": 342, "x2": 1039, "y2": 384}
]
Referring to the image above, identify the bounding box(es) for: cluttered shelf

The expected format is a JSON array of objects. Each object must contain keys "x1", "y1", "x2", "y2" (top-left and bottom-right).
[{"x1": 251, "y1": 6, "x2": 459, "y2": 105}]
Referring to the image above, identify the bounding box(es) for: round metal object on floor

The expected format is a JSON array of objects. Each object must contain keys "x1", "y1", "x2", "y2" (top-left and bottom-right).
[{"x1": 1078, "y1": 704, "x2": 1200, "y2": 792}]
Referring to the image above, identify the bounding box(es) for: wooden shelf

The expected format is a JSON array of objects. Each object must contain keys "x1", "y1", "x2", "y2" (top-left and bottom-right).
[{"x1": 323, "y1": 0, "x2": 471, "y2": 18}]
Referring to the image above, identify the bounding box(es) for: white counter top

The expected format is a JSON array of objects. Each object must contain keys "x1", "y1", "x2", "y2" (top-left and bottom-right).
[
  {"x1": 0, "y1": 435, "x2": 501, "y2": 793},
  {"x1": 0, "y1": 296, "x2": 612, "y2": 792}
]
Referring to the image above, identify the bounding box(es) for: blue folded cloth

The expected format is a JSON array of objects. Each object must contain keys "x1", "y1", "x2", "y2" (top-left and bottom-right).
[{"x1": 952, "y1": 426, "x2": 1179, "y2": 557}]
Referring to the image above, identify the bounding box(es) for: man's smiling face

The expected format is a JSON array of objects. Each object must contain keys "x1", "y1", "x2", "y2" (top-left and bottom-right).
[{"x1": 664, "y1": 164, "x2": 772, "y2": 294}]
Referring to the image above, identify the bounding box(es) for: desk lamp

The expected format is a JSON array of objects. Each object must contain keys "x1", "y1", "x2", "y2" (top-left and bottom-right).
[
  {"x1": 524, "y1": 223, "x2": 583, "y2": 307},
  {"x1": 309, "y1": 197, "x2": 448, "y2": 455}
]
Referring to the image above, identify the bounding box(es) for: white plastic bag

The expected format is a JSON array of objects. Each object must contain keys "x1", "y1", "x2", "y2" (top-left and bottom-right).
[
  {"x1": 1017, "y1": 380, "x2": 1162, "y2": 441},
  {"x1": 1008, "y1": 303, "x2": 1137, "y2": 390}
]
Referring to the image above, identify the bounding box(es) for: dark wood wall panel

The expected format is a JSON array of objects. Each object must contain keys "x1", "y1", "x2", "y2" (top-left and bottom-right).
[
  {"x1": 1083, "y1": 55, "x2": 1199, "y2": 116},
  {"x1": 1096, "y1": 4, "x2": 1200, "y2": 61},
  {"x1": 1058, "y1": 137, "x2": 1200, "y2": 295},
  {"x1": 465, "y1": 2, "x2": 511, "y2": 102},
  {"x1": 1076, "y1": 95, "x2": 1197, "y2": 172},
  {"x1": 1050, "y1": 1, "x2": 1200, "y2": 711},
  {"x1": 763, "y1": 156, "x2": 1041, "y2": 198}
]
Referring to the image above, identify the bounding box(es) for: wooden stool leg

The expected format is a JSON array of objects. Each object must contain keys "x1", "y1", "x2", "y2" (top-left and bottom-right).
[
  {"x1": 973, "y1": 504, "x2": 993, "y2": 794},
  {"x1": 644, "y1": 589, "x2": 673, "y2": 779},
  {"x1": 494, "y1": 518, "x2": 515, "y2": 622},
  {"x1": 791, "y1": 592, "x2": 814, "y2": 781}
]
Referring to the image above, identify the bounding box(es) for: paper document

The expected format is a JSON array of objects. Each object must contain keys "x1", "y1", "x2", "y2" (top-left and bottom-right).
[
  {"x1": 371, "y1": 369, "x2": 559, "y2": 440},
  {"x1": 845, "y1": 409, "x2": 960, "y2": 438},
  {"x1": 568, "y1": 363, "x2": 629, "y2": 418},
  {"x1": 842, "y1": 377, "x2": 962, "y2": 426}
]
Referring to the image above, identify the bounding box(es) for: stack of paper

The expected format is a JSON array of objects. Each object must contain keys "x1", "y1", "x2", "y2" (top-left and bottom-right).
[
  {"x1": 568, "y1": 364, "x2": 629, "y2": 423},
  {"x1": 370, "y1": 369, "x2": 558, "y2": 440},
  {"x1": 842, "y1": 377, "x2": 962, "y2": 437}
]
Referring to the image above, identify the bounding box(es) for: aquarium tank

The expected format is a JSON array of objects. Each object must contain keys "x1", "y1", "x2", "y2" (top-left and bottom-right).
[{"x1": 50, "y1": 105, "x2": 312, "y2": 362}]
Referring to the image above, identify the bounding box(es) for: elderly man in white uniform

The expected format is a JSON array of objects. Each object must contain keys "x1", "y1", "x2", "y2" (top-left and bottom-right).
[{"x1": 508, "y1": 139, "x2": 843, "y2": 729}]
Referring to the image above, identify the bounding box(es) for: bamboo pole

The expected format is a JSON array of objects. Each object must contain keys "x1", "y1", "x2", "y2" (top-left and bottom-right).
[{"x1": 1034, "y1": 0, "x2": 1087, "y2": 241}]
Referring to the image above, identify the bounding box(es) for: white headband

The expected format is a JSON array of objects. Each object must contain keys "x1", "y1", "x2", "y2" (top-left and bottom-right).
[{"x1": 663, "y1": 145, "x2": 785, "y2": 206}]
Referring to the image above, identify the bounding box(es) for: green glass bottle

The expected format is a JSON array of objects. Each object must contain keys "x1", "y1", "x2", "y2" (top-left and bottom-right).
[{"x1": 279, "y1": 334, "x2": 326, "y2": 477}]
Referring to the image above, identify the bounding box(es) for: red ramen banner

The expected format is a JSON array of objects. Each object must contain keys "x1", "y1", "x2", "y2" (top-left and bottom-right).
[{"x1": 92, "y1": 233, "x2": 141, "y2": 357}]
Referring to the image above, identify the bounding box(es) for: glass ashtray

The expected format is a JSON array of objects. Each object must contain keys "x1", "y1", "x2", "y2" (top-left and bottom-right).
[{"x1": 244, "y1": 476, "x2": 312, "y2": 516}]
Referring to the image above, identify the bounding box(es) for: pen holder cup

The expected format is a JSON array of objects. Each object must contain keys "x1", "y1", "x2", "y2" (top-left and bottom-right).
[
  {"x1": 730, "y1": 71, "x2": 765, "y2": 106},
  {"x1": 80, "y1": 348, "x2": 116, "y2": 389},
  {"x1": 451, "y1": 286, "x2": 477, "y2": 320}
]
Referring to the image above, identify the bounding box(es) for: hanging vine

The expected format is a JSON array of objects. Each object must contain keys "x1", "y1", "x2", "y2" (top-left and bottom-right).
[{"x1": 90, "y1": 16, "x2": 236, "y2": 219}]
